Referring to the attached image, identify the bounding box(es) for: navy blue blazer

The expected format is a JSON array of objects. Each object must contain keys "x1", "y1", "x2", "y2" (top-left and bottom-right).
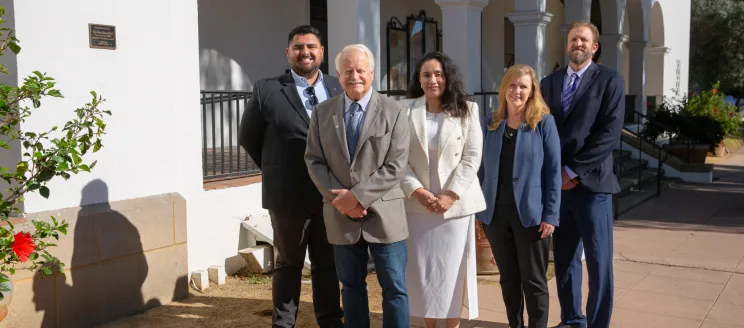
[
  {"x1": 476, "y1": 114, "x2": 562, "y2": 228},
  {"x1": 540, "y1": 62, "x2": 625, "y2": 194}
]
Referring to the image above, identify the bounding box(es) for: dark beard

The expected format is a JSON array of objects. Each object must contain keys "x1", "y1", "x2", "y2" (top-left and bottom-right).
[
  {"x1": 569, "y1": 49, "x2": 592, "y2": 66},
  {"x1": 292, "y1": 63, "x2": 320, "y2": 77}
]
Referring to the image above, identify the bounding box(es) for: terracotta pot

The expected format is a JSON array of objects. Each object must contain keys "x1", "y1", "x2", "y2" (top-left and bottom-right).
[
  {"x1": 0, "y1": 279, "x2": 13, "y2": 322},
  {"x1": 475, "y1": 221, "x2": 499, "y2": 275},
  {"x1": 714, "y1": 143, "x2": 728, "y2": 157}
]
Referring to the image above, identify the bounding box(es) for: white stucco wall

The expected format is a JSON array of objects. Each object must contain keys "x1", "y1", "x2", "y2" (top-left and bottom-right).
[
  {"x1": 9, "y1": 0, "x2": 268, "y2": 275},
  {"x1": 198, "y1": 0, "x2": 308, "y2": 91},
  {"x1": 15, "y1": 0, "x2": 203, "y2": 213}
]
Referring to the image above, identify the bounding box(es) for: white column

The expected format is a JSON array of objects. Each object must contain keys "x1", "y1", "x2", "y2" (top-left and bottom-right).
[
  {"x1": 627, "y1": 40, "x2": 648, "y2": 115},
  {"x1": 647, "y1": 46, "x2": 669, "y2": 101},
  {"x1": 508, "y1": 11, "x2": 553, "y2": 79},
  {"x1": 562, "y1": 0, "x2": 591, "y2": 65},
  {"x1": 599, "y1": 33, "x2": 625, "y2": 73},
  {"x1": 436, "y1": 0, "x2": 488, "y2": 93},
  {"x1": 327, "y1": 0, "x2": 381, "y2": 89}
]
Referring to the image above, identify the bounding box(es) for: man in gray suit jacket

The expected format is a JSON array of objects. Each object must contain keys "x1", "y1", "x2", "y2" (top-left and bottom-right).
[{"x1": 305, "y1": 44, "x2": 411, "y2": 328}]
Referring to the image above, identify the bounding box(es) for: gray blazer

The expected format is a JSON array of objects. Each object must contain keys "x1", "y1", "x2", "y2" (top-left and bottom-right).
[{"x1": 305, "y1": 90, "x2": 411, "y2": 245}]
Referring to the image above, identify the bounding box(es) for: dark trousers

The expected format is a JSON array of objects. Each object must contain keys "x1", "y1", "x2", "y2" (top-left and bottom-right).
[
  {"x1": 334, "y1": 238, "x2": 409, "y2": 328},
  {"x1": 553, "y1": 187, "x2": 614, "y2": 328},
  {"x1": 269, "y1": 207, "x2": 343, "y2": 328},
  {"x1": 484, "y1": 205, "x2": 550, "y2": 328}
]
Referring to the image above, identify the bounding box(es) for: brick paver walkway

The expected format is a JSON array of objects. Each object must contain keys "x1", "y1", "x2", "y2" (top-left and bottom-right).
[{"x1": 377, "y1": 146, "x2": 744, "y2": 327}]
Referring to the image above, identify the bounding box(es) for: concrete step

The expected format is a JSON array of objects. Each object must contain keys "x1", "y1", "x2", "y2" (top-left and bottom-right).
[
  {"x1": 613, "y1": 149, "x2": 632, "y2": 162},
  {"x1": 618, "y1": 168, "x2": 659, "y2": 196},
  {"x1": 614, "y1": 178, "x2": 675, "y2": 217},
  {"x1": 616, "y1": 158, "x2": 649, "y2": 178}
]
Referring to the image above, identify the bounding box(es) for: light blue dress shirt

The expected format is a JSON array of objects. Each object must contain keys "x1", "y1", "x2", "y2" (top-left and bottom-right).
[{"x1": 290, "y1": 69, "x2": 330, "y2": 117}]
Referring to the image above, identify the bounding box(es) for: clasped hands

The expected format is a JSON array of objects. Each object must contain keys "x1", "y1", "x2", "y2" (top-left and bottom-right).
[
  {"x1": 330, "y1": 189, "x2": 367, "y2": 218},
  {"x1": 412, "y1": 188, "x2": 457, "y2": 214}
]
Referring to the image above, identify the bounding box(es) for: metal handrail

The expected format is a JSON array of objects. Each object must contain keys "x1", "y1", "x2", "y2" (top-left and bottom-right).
[{"x1": 615, "y1": 108, "x2": 674, "y2": 220}]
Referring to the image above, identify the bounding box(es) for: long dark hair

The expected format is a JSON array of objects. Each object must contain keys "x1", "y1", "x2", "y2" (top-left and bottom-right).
[{"x1": 406, "y1": 52, "x2": 470, "y2": 118}]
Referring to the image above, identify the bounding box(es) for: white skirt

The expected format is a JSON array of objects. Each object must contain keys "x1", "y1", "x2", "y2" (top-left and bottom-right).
[{"x1": 405, "y1": 212, "x2": 478, "y2": 319}]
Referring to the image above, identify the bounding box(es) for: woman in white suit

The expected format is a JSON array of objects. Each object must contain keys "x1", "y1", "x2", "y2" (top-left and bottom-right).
[{"x1": 401, "y1": 52, "x2": 486, "y2": 328}]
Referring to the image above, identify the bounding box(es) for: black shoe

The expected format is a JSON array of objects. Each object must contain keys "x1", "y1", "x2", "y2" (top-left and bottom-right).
[{"x1": 552, "y1": 324, "x2": 582, "y2": 328}]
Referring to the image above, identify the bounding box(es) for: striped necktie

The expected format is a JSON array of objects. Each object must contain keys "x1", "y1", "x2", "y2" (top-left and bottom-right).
[{"x1": 562, "y1": 73, "x2": 579, "y2": 114}]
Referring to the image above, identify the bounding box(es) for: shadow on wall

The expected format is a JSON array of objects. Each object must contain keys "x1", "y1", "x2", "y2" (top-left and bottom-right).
[
  {"x1": 31, "y1": 179, "x2": 187, "y2": 327},
  {"x1": 200, "y1": 49, "x2": 253, "y2": 91}
]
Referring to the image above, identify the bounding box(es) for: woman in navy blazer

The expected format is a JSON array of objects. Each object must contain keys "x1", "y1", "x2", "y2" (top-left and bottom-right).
[{"x1": 477, "y1": 64, "x2": 561, "y2": 328}]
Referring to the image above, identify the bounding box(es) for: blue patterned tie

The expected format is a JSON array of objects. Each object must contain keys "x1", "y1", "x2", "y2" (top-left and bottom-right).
[
  {"x1": 346, "y1": 102, "x2": 363, "y2": 159},
  {"x1": 562, "y1": 73, "x2": 579, "y2": 115}
]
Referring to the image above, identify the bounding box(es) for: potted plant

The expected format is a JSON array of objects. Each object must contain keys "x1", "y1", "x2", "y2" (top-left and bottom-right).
[
  {"x1": 0, "y1": 6, "x2": 109, "y2": 320},
  {"x1": 685, "y1": 83, "x2": 742, "y2": 156},
  {"x1": 644, "y1": 94, "x2": 724, "y2": 163}
]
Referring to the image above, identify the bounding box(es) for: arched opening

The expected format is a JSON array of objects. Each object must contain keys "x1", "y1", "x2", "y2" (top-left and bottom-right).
[
  {"x1": 591, "y1": 0, "x2": 602, "y2": 62},
  {"x1": 649, "y1": 2, "x2": 664, "y2": 47},
  {"x1": 647, "y1": 2, "x2": 666, "y2": 105},
  {"x1": 625, "y1": 0, "x2": 649, "y2": 114}
]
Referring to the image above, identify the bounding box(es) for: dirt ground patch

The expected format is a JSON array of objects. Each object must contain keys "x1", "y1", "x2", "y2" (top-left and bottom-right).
[
  {"x1": 99, "y1": 273, "x2": 384, "y2": 328},
  {"x1": 101, "y1": 263, "x2": 554, "y2": 328}
]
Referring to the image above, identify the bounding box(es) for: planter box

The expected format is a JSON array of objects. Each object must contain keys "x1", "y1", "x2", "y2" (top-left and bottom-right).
[{"x1": 665, "y1": 143, "x2": 710, "y2": 164}]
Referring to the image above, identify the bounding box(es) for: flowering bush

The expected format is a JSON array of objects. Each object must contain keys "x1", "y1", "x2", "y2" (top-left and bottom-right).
[
  {"x1": 685, "y1": 82, "x2": 742, "y2": 137},
  {"x1": 0, "y1": 7, "x2": 109, "y2": 300},
  {"x1": 644, "y1": 90, "x2": 725, "y2": 150}
]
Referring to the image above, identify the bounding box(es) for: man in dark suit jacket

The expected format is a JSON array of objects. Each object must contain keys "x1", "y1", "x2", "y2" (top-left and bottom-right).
[
  {"x1": 239, "y1": 25, "x2": 343, "y2": 328},
  {"x1": 540, "y1": 21, "x2": 625, "y2": 328}
]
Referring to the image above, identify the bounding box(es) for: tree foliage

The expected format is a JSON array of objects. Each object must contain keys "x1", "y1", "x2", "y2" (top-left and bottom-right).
[{"x1": 690, "y1": 0, "x2": 744, "y2": 104}]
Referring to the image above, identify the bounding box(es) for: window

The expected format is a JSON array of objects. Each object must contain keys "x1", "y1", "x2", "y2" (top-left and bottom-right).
[{"x1": 386, "y1": 11, "x2": 442, "y2": 91}]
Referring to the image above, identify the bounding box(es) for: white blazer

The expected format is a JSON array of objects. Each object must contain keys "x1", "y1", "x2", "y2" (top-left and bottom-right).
[{"x1": 400, "y1": 99, "x2": 486, "y2": 219}]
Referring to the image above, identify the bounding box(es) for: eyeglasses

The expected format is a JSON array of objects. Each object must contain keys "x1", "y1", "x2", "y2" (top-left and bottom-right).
[{"x1": 305, "y1": 87, "x2": 319, "y2": 106}]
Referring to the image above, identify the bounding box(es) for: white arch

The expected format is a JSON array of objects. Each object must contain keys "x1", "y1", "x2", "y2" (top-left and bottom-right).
[
  {"x1": 647, "y1": 1, "x2": 667, "y2": 103},
  {"x1": 625, "y1": 0, "x2": 649, "y2": 41},
  {"x1": 649, "y1": 1, "x2": 664, "y2": 47}
]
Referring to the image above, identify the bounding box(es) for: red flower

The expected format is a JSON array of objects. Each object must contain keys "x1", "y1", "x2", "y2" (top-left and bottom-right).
[
  {"x1": 689, "y1": 92, "x2": 694, "y2": 97},
  {"x1": 647, "y1": 101, "x2": 651, "y2": 106},
  {"x1": 730, "y1": 112, "x2": 735, "y2": 117},
  {"x1": 11, "y1": 232, "x2": 35, "y2": 262},
  {"x1": 713, "y1": 108, "x2": 719, "y2": 113},
  {"x1": 712, "y1": 88, "x2": 718, "y2": 93}
]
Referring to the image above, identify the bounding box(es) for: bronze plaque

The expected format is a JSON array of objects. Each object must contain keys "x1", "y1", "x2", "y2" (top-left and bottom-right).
[{"x1": 88, "y1": 24, "x2": 116, "y2": 50}]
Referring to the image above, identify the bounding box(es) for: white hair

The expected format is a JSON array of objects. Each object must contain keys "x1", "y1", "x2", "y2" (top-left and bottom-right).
[{"x1": 334, "y1": 44, "x2": 375, "y2": 74}]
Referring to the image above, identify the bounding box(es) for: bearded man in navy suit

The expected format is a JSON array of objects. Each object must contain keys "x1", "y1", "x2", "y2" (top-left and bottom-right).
[{"x1": 540, "y1": 21, "x2": 625, "y2": 328}]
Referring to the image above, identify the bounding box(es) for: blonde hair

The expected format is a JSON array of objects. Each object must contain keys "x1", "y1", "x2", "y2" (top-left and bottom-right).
[{"x1": 488, "y1": 64, "x2": 550, "y2": 131}]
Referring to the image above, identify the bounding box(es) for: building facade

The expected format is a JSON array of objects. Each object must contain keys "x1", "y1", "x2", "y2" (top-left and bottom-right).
[{"x1": 1, "y1": 0, "x2": 689, "y2": 327}]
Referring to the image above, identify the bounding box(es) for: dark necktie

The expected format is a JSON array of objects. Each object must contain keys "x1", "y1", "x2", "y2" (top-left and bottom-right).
[{"x1": 346, "y1": 102, "x2": 363, "y2": 159}]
